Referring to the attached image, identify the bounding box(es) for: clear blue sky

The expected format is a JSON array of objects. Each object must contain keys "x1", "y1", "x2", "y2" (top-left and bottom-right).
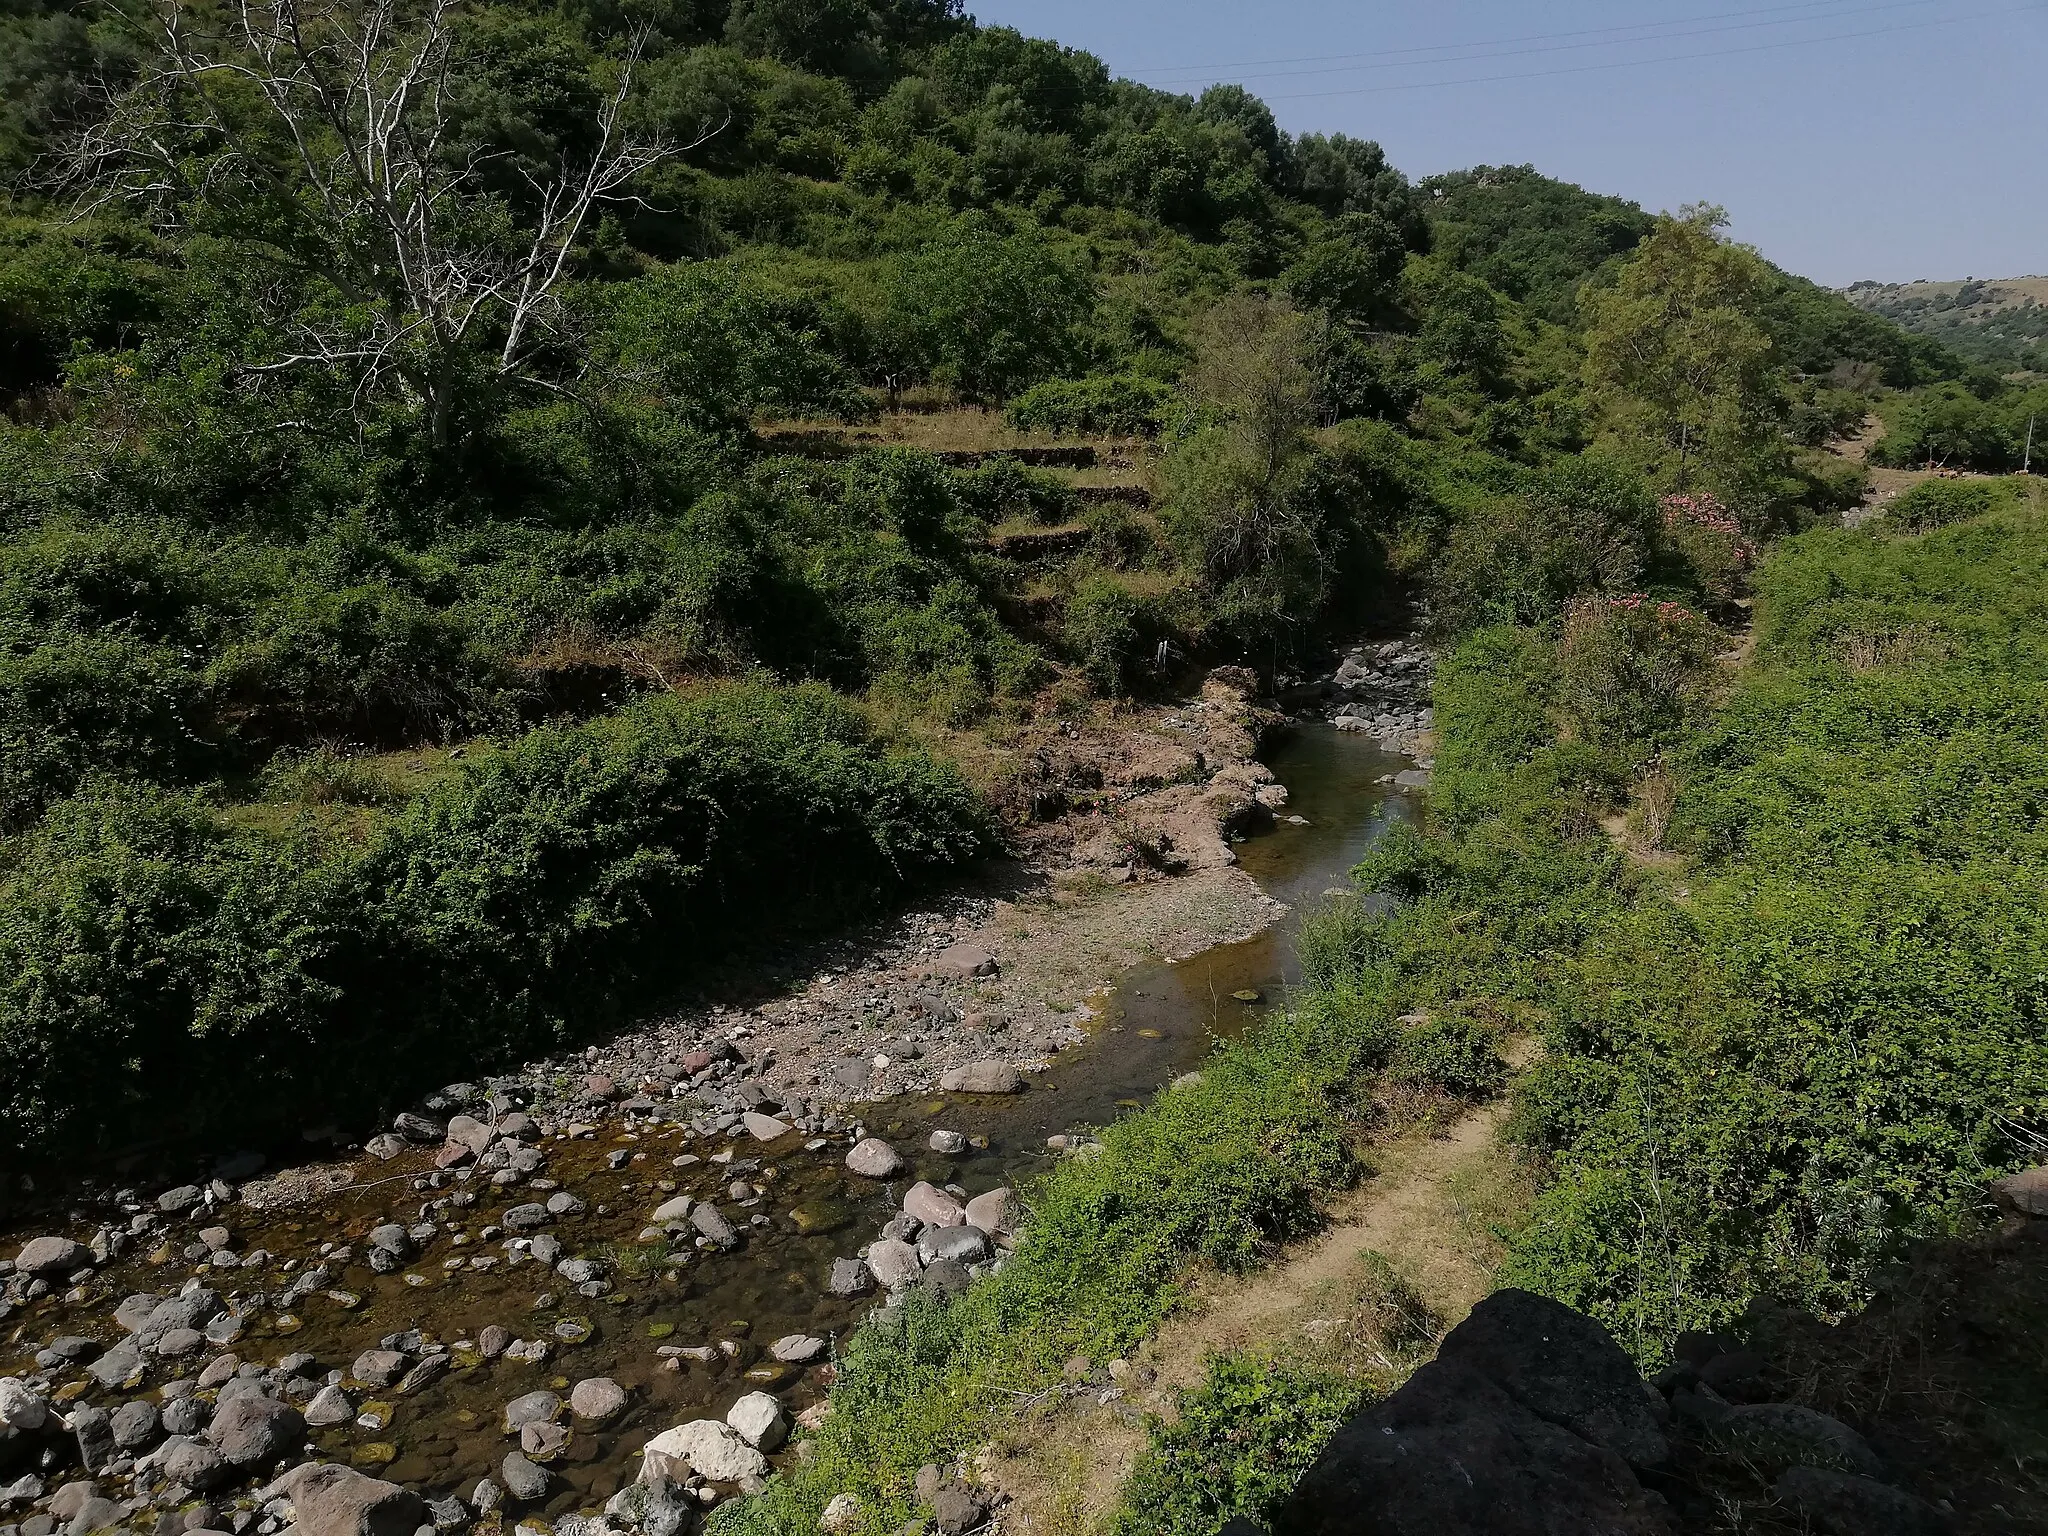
[{"x1": 968, "y1": 0, "x2": 2047, "y2": 287}]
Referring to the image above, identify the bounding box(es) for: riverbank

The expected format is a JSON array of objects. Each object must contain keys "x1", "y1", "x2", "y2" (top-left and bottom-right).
[{"x1": 0, "y1": 656, "x2": 1430, "y2": 1536}]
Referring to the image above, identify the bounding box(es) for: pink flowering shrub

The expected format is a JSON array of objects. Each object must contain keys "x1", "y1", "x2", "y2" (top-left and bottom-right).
[{"x1": 1659, "y1": 493, "x2": 1755, "y2": 609}]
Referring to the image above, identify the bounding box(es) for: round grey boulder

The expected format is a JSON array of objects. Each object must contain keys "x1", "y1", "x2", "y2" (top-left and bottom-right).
[
  {"x1": 845, "y1": 1139, "x2": 903, "y2": 1179},
  {"x1": 209, "y1": 1394, "x2": 305, "y2": 1467},
  {"x1": 14, "y1": 1237, "x2": 87, "y2": 1278}
]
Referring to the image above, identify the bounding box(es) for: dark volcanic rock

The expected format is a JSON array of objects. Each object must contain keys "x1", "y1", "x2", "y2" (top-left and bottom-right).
[
  {"x1": 1275, "y1": 1290, "x2": 1674, "y2": 1536},
  {"x1": 1433, "y1": 1288, "x2": 1668, "y2": 1469}
]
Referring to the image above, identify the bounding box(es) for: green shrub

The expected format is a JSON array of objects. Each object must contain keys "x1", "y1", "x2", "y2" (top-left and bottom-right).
[
  {"x1": 0, "y1": 683, "x2": 989, "y2": 1151},
  {"x1": 1113, "y1": 1355, "x2": 1373, "y2": 1536},
  {"x1": 1554, "y1": 595, "x2": 1719, "y2": 757},
  {"x1": 1065, "y1": 573, "x2": 1145, "y2": 692},
  {"x1": 1880, "y1": 478, "x2": 1995, "y2": 532},
  {"x1": 1426, "y1": 458, "x2": 1663, "y2": 634},
  {"x1": 1389, "y1": 1014, "x2": 1507, "y2": 1099},
  {"x1": 1005, "y1": 374, "x2": 1174, "y2": 436}
]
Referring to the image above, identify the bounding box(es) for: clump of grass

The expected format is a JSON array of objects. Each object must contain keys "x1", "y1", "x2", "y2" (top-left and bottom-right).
[{"x1": 259, "y1": 746, "x2": 399, "y2": 806}]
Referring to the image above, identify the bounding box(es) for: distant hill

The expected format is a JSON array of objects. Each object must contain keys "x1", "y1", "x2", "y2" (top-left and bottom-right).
[{"x1": 1846, "y1": 276, "x2": 2048, "y2": 374}]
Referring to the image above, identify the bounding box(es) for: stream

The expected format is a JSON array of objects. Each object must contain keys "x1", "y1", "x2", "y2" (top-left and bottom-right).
[{"x1": 0, "y1": 725, "x2": 1418, "y2": 1526}]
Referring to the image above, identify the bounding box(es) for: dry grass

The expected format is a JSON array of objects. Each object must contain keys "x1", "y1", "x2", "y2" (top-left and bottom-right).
[{"x1": 1837, "y1": 623, "x2": 1952, "y2": 674}]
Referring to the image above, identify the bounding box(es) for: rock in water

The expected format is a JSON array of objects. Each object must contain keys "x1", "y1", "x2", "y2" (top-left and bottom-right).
[
  {"x1": 828, "y1": 1258, "x2": 874, "y2": 1297},
  {"x1": 689, "y1": 1205, "x2": 738, "y2": 1249},
  {"x1": 639, "y1": 1421, "x2": 769, "y2": 1484},
  {"x1": 0, "y1": 1378, "x2": 48, "y2": 1431},
  {"x1": 938, "y1": 1061, "x2": 1023, "y2": 1094},
  {"x1": 210, "y1": 1395, "x2": 305, "y2": 1467},
  {"x1": 865, "y1": 1239, "x2": 922, "y2": 1292},
  {"x1": 844, "y1": 1139, "x2": 904, "y2": 1178},
  {"x1": 569, "y1": 1379, "x2": 628, "y2": 1424},
  {"x1": 14, "y1": 1237, "x2": 86, "y2": 1277},
  {"x1": 499, "y1": 1452, "x2": 550, "y2": 1502},
  {"x1": 277, "y1": 1462, "x2": 427, "y2": 1536},
  {"x1": 606, "y1": 1478, "x2": 696, "y2": 1536},
  {"x1": 964, "y1": 1188, "x2": 1019, "y2": 1237},
  {"x1": 161, "y1": 1440, "x2": 233, "y2": 1493},
  {"x1": 725, "y1": 1392, "x2": 788, "y2": 1452},
  {"x1": 903, "y1": 1182, "x2": 966, "y2": 1229}
]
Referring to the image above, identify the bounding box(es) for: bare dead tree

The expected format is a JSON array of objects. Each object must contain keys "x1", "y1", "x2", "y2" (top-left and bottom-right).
[{"x1": 65, "y1": 0, "x2": 716, "y2": 444}]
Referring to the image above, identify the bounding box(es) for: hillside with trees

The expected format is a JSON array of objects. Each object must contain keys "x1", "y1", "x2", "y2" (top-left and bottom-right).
[
  {"x1": 2, "y1": 1, "x2": 2045, "y2": 1533},
  {"x1": 1848, "y1": 275, "x2": 2048, "y2": 376}
]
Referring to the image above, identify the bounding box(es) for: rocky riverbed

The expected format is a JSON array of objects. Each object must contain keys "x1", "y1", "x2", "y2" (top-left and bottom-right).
[{"x1": 0, "y1": 656, "x2": 1430, "y2": 1536}]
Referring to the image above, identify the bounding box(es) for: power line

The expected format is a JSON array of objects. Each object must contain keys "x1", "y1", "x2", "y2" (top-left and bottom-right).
[
  {"x1": 1126, "y1": 0, "x2": 1944, "y2": 79},
  {"x1": 1135, "y1": 0, "x2": 1944, "y2": 90},
  {"x1": 1254, "y1": 5, "x2": 2040, "y2": 101}
]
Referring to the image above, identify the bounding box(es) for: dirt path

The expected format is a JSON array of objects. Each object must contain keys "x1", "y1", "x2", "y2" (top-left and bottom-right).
[{"x1": 981, "y1": 1097, "x2": 1533, "y2": 1535}]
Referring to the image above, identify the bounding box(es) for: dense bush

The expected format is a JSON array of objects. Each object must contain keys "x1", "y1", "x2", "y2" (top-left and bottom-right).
[
  {"x1": 1113, "y1": 1356, "x2": 1374, "y2": 1536},
  {"x1": 1880, "y1": 478, "x2": 1996, "y2": 532},
  {"x1": 1553, "y1": 595, "x2": 1719, "y2": 755},
  {"x1": 0, "y1": 684, "x2": 987, "y2": 1151},
  {"x1": 1389, "y1": 1013, "x2": 1508, "y2": 1099},
  {"x1": 1004, "y1": 374, "x2": 1174, "y2": 436}
]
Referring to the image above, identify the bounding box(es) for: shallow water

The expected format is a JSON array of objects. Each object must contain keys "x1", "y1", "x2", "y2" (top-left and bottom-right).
[
  {"x1": 861, "y1": 723, "x2": 1420, "y2": 1197},
  {"x1": 0, "y1": 725, "x2": 1416, "y2": 1514}
]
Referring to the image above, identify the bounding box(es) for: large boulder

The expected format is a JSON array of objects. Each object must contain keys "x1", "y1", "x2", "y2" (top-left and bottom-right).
[
  {"x1": 725, "y1": 1392, "x2": 787, "y2": 1452},
  {"x1": 845, "y1": 1140, "x2": 904, "y2": 1179},
  {"x1": 639, "y1": 1421, "x2": 769, "y2": 1484},
  {"x1": 606, "y1": 1477, "x2": 696, "y2": 1536},
  {"x1": 209, "y1": 1394, "x2": 304, "y2": 1467},
  {"x1": 938, "y1": 1061, "x2": 1023, "y2": 1095},
  {"x1": 1274, "y1": 1290, "x2": 1675, "y2": 1536},
  {"x1": 1276, "y1": 1361, "x2": 1671, "y2": 1536},
  {"x1": 1432, "y1": 1288, "x2": 1668, "y2": 1469},
  {"x1": 903, "y1": 1183, "x2": 965, "y2": 1229},
  {"x1": 1712, "y1": 1404, "x2": 1884, "y2": 1478},
  {"x1": 1772, "y1": 1467, "x2": 1945, "y2": 1536},
  {"x1": 278, "y1": 1462, "x2": 427, "y2": 1536},
  {"x1": 14, "y1": 1238, "x2": 86, "y2": 1278}
]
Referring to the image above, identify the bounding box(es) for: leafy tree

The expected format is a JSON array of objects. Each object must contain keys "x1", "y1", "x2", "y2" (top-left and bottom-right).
[
  {"x1": 880, "y1": 222, "x2": 1090, "y2": 400},
  {"x1": 1285, "y1": 212, "x2": 1406, "y2": 330},
  {"x1": 1581, "y1": 207, "x2": 1789, "y2": 522},
  {"x1": 1422, "y1": 165, "x2": 1651, "y2": 325},
  {"x1": 1290, "y1": 133, "x2": 1428, "y2": 250}
]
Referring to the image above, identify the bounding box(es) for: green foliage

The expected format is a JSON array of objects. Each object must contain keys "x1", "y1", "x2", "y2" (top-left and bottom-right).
[
  {"x1": 1004, "y1": 374, "x2": 1174, "y2": 436},
  {"x1": 1315, "y1": 506, "x2": 2048, "y2": 1362},
  {"x1": 0, "y1": 683, "x2": 986, "y2": 1150},
  {"x1": 1880, "y1": 478, "x2": 1996, "y2": 532},
  {"x1": 1870, "y1": 381, "x2": 2048, "y2": 472},
  {"x1": 881, "y1": 223, "x2": 1091, "y2": 400},
  {"x1": 1114, "y1": 1355, "x2": 1374, "y2": 1536},
  {"x1": 1423, "y1": 165, "x2": 1653, "y2": 326},
  {"x1": 1424, "y1": 457, "x2": 1663, "y2": 635},
  {"x1": 1581, "y1": 208, "x2": 1792, "y2": 524},
  {"x1": 1554, "y1": 596, "x2": 1719, "y2": 755},
  {"x1": 1389, "y1": 1013, "x2": 1508, "y2": 1099},
  {"x1": 1064, "y1": 572, "x2": 1146, "y2": 693}
]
